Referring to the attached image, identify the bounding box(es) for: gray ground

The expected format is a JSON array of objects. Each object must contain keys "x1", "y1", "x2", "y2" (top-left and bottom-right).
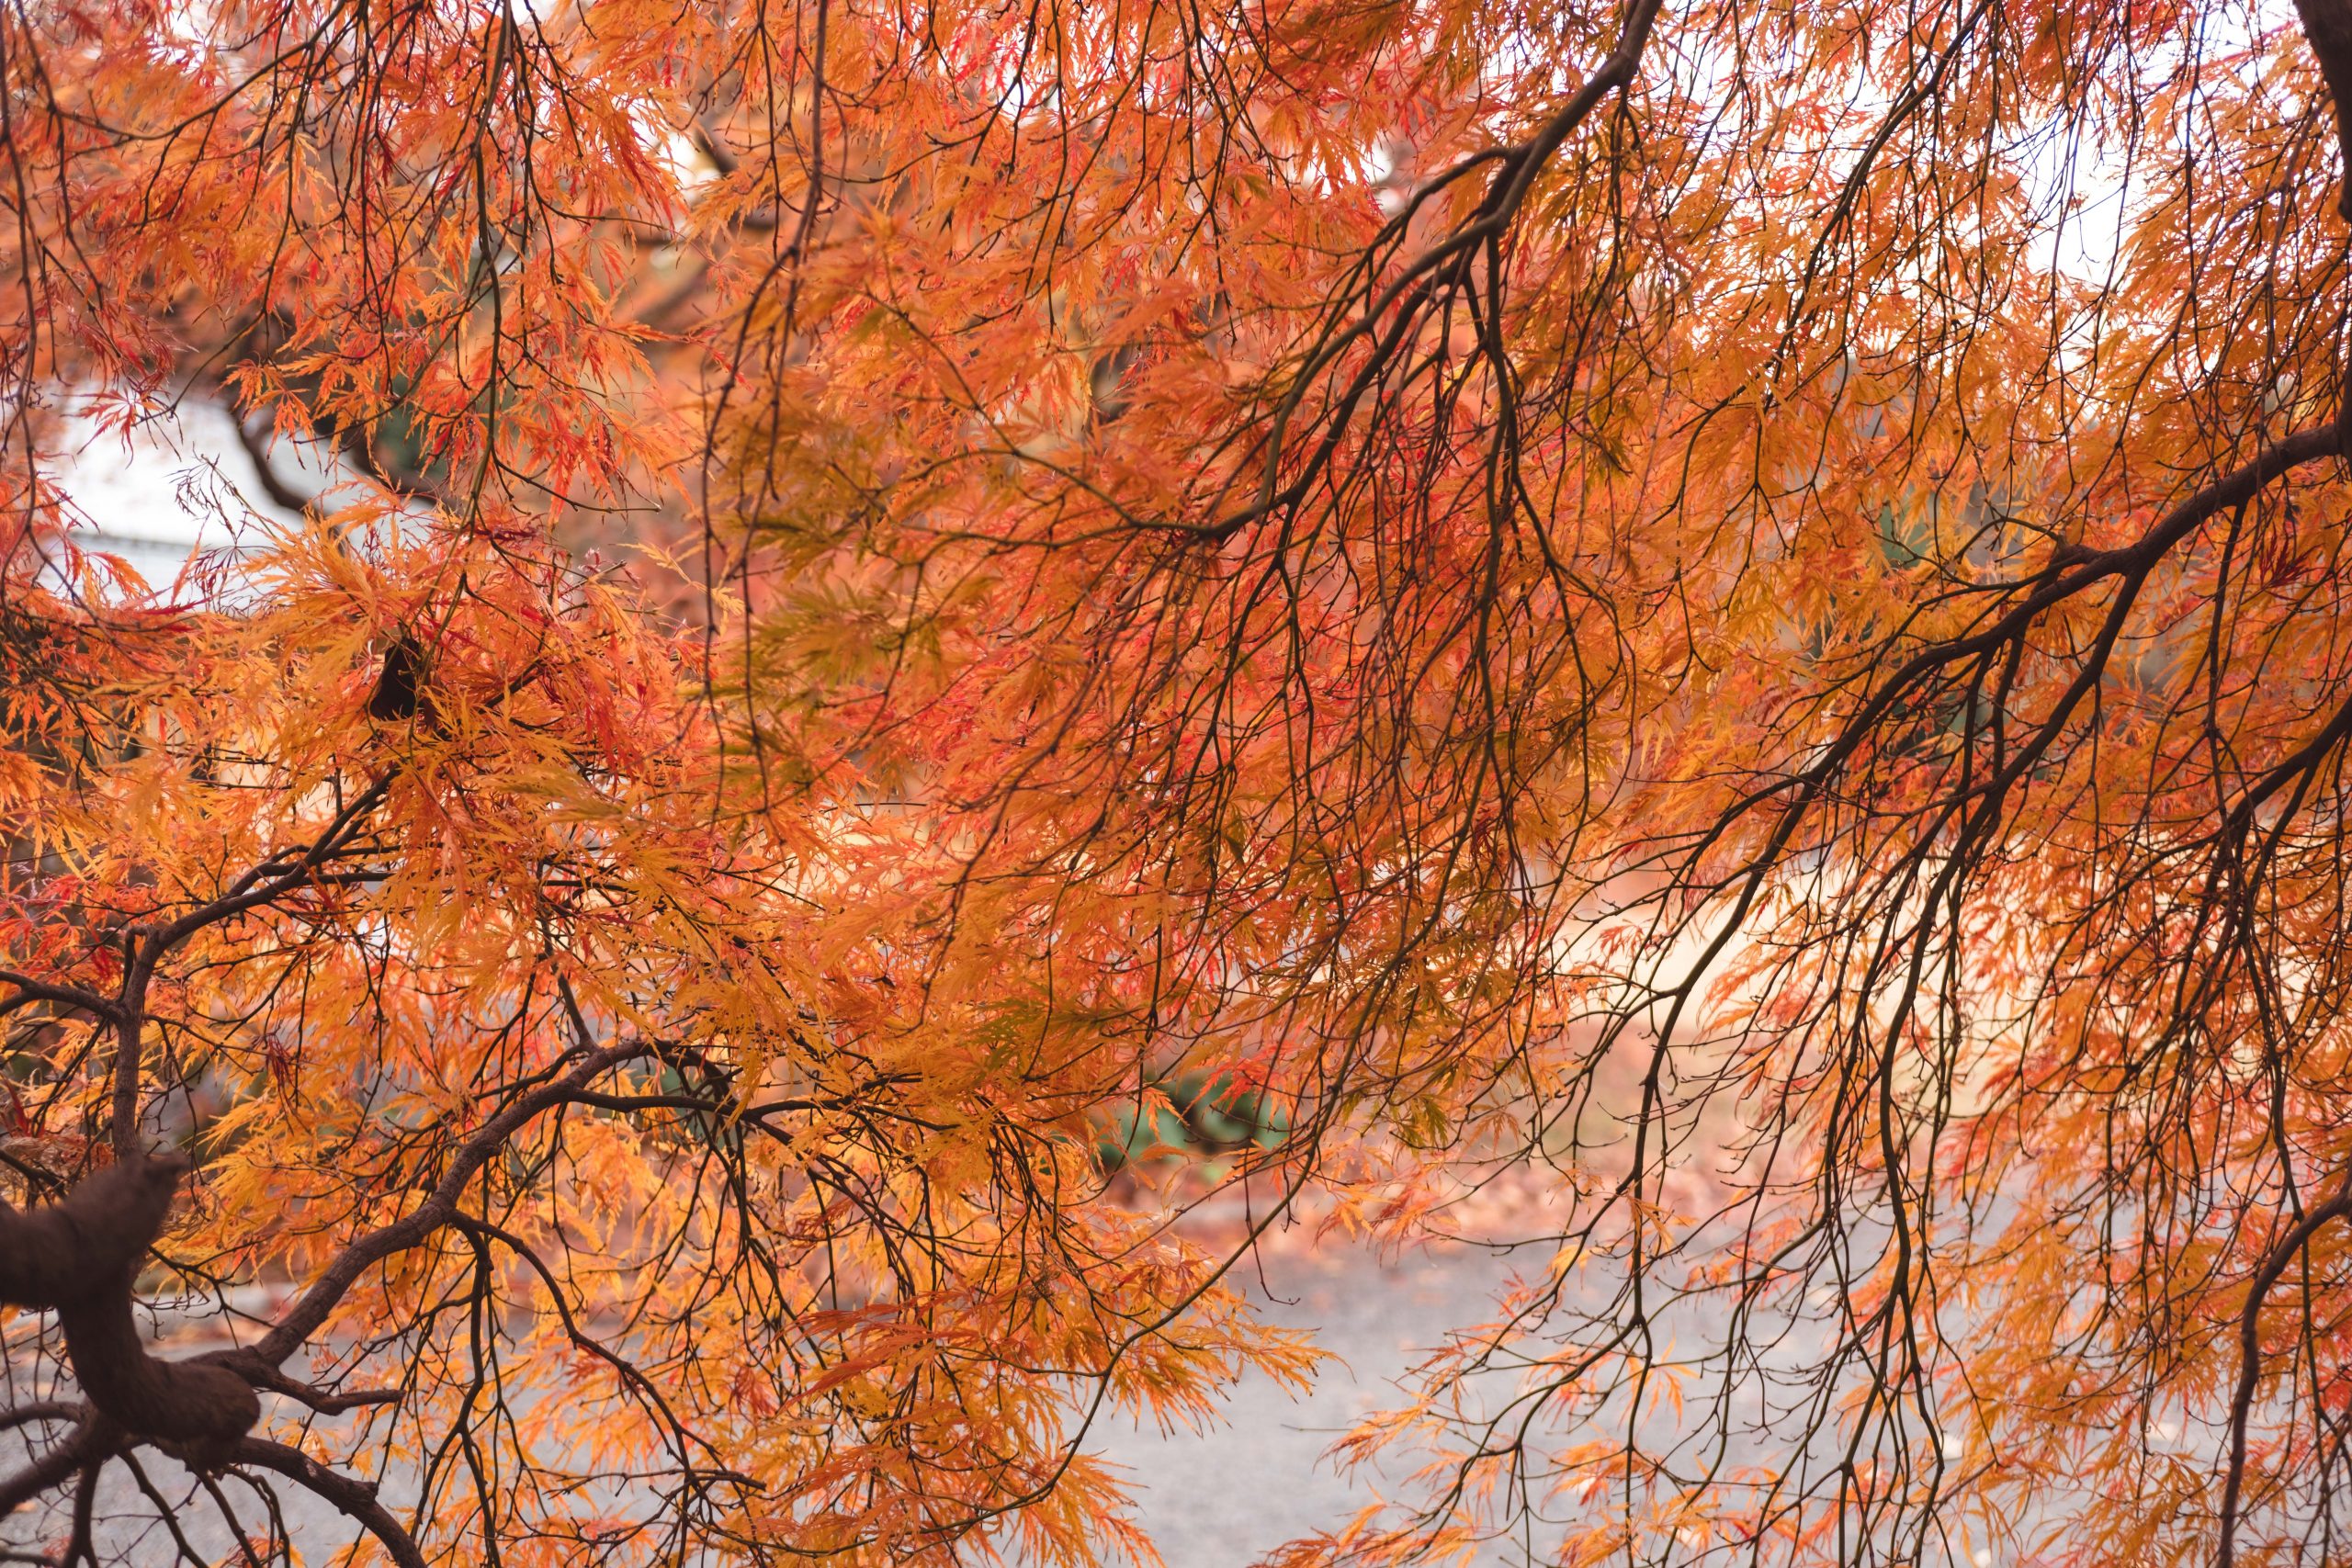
[
  {"x1": 1102, "y1": 1241, "x2": 1521, "y2": 1566},
  {"x1": 0, "y1": 1241, "x2": 1521, "y2": 1567}
]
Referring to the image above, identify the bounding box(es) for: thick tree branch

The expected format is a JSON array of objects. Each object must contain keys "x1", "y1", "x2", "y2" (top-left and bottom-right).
[
  {"x1": 0, "y1": 973, "x2": 115, "y2": 1023},
  {"x1": 0, "y1": 1155, "x2": 258, "y2": 1467},
  {"x1": 2295, "y1": 0, "x2": 2352, "y2": 219},
  {"x1": 197, "y1": 1360, "x2": 398, "y2": 1416},
  {"x1": 0, "y1": 1404, "x2": 81, "y2": 1437}
]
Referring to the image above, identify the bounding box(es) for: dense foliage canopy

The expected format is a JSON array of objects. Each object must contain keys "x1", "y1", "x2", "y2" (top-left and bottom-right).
[{"x1": 2, "y1": 0, "x2": 2351, "y2": 1563}]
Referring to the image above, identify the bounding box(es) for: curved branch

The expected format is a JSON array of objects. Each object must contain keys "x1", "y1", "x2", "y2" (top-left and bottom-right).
[
  {"x1": 230, "y1": 1438, "x2": 426, "y2": 1568},
  {"x1": 247, "y1": 1041, "x2": 645, "y2": 1367},
  {"x1": 1151, "y1": 0, "x2": 1665, "y2": 543},
  {"x1": 1701, "y1": 425, "x2": 2344, "y2": 874},
  {"x1": 227, "y1": 410, "x2": 322, "y2": 514},
  {"x1": 447, "y1": 1212, "x2": 719, "y2": 1470},
  {"x1": 197, "y1": 1360, "x2": 398, "y2": 1416},
  {"x1": 113, "y1": 773, "x2": 393, "y2": 1158},
  {"x1": 0, "y1": 1403, "x2": 82, "y2": 1436}
]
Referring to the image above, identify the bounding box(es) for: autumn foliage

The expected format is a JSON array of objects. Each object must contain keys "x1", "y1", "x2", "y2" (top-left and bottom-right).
[{"x1": 4, "y1": 0, "x2": 2352, "y2": 1563}]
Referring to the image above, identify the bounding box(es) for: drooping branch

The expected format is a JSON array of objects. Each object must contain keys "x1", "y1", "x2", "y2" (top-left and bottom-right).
[
  {"x1": 0, "y1": 972, "x2": 116, "y2": 1024},
  {"x1": 0, "y1": 1404, "x2": 81, "y2": 1437},
  {"x1": 448, "y1": 1211, "x2": 717, "y2": 1472},
  {"x1": 2215, "y1": 1169, "x2": 2352, "y2": 1568},
  {"x1": 227, "y1": 408, "x2": 323, "y2": 515},
  {"x1": 1137, "y1": 0, "x2": 1666, "y2": 545}
]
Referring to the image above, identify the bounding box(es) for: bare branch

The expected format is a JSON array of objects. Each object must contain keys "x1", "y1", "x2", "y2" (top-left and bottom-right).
[
  {"x1": 0, "y1": 1404, "x2": 79, "y2": 1437},
  {"x1": 0, "y1": 1421, "x2": 111, "y2": 1520},
  {"x1": 229, "y1": 1438, "x2": 426, "y2": 1568},
  {"x1": 0, "y1": 973, "x2": 115, "y2": 1023}
]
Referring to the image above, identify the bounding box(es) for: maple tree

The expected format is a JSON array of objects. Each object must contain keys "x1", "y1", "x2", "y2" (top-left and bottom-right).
[{"x1": 5, "y1": 0, "x2": 2352, "y2": 1562}]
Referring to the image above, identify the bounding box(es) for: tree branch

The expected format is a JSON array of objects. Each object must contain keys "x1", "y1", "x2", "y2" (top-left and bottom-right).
[
  {"x1": 113, "y1": 773, "x2": 393, "y2": 1157},
  {"x1": 247, "y1": 1041, "x2": 647, "y2": 1368},
  {"x1": 0, "y1": 1421, "x2": 111, "y2": 1520},
  {"x1": 0, "y1": 1404, "x2": 81, "y2": 1437},
  {"x1": 0, "y1": 1155, "x2": 259, "y2": 1465},
  {"x1": 229, "y1": 1438, "x2": 426, "y2": 1568},
  {"x1": 0, "y1": 972, "x2": 116, "y2": 1023},
  {"x1": 2215, "y1": 1170, "x2": 2352, "y2": 1568},
  {"x1": 227, "y1": 412, "x2": 322, "y2": 514},
  {"x1": 2294, "y1": 0, "x2": 2352, "y2": 219}
]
